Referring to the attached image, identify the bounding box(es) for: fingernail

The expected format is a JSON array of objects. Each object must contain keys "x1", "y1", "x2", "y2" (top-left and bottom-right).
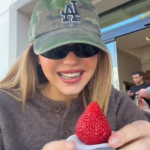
[
  {"x1": 65, "y1": 141, "x2": 76, "y2": 150},
  {"x1": 109, "y1": 137, "x2": 120, "y2": 146}
]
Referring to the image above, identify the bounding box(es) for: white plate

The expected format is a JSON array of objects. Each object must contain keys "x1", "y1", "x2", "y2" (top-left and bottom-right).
[{"x1": 67, "y1": 135, "x2": 115, "y2": 150}]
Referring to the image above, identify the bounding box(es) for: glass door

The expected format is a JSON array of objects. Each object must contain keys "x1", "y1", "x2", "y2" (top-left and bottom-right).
[{"x1": 105, "y1": 41, "x2": 120, "y2": 90}]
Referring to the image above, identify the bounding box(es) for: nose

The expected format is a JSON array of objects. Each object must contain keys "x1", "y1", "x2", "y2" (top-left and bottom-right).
[{"x1": 63, "y1": 51, "x2": 80, "y2": 66}]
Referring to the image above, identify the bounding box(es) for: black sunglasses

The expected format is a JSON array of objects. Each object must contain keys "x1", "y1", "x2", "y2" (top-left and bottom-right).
[{"x1": 41, "y1": 44, "x2": 100, "y2": 59}]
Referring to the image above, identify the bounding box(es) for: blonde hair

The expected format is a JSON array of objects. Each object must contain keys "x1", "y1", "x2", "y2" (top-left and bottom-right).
[
  {"x1": 83, "y1": 50, "x2": 112, "y2": 115},
  {"x1": 0, "y1": 43, "x2": 112, "y2": 115}
]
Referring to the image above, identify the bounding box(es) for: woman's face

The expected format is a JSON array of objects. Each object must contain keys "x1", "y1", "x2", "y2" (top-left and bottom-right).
[{"x1": 38, "y1": 44, "x2": 98, "y2": 97}]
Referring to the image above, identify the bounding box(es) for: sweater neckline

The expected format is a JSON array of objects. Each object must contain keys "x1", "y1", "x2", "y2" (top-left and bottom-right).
[{"x1": 31, "y1": 90, "x2": 84, "y2": 113}]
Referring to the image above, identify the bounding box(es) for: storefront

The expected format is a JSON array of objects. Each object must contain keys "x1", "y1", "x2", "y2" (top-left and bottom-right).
[{"x1": 100, "y1": 0, "x2": 150, "y2": 90}]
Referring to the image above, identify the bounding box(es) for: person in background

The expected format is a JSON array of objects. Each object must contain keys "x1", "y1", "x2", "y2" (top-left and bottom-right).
[{"x1": 127, "y1": 71, "x2": 150, "y2": 106}]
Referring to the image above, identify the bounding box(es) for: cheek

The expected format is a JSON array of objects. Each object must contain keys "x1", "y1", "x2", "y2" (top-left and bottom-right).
[
  {"x1": 84, "y1": 55, "x2": 98, "y2": 72},
  {"x1": 38, "y1": 55, "x2": 58, "y2": 76}
]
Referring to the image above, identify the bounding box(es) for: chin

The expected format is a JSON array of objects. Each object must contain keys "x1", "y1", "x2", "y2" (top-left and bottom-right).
[{"x1": 60, "y1": 87, "x2": 83, "y2": 96}]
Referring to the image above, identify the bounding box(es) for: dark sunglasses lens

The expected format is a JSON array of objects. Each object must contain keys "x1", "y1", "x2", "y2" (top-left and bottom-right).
[
  {"x1": 41, "y1": 47, "x2": 68, "y2": 59},
  {"x1": 41, "y1": 44, "x2": 100, "y2": 59},
  {"x1": 75, "y1": 45, "x2": 100, "y2": 58}
]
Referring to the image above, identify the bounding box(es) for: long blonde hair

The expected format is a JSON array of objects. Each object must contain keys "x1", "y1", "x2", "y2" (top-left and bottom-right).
[{"x1": 0, "y1": 42, "x2": 112, "y2": 115}]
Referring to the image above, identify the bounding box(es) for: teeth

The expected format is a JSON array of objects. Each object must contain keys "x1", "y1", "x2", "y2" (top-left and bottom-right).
[{"x1": 60, "y1": 72, "x2": 81, "y2": 79}]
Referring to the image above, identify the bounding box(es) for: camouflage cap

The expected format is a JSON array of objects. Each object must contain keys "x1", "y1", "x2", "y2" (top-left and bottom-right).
[{"x1": 28, "y1": 0, "x2": 108, "y2": 54}]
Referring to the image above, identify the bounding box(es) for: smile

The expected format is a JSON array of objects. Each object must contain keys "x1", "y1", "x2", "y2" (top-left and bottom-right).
[
  {"x1": 57, "y1": 70, "x2": 85, "y2": 84},
  {"x1": 59, "y1": 72, "x2": 83, "y2": 79}
]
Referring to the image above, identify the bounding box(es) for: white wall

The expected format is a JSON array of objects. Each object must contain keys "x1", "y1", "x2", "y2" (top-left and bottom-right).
[
  {"x1": 142, "y1": 45, "x2": 150, "y2": 72},
  {"x1": 127, "y1": 48, "x2": 143, "y2": 60},
  {"x1": 0, "y1": 0, "x2": 17, "y2": 14},
  {"x1": 0, "y1": 12, "x2": 9, "y2": 80},
  {"x1": 0, "y1": 0, "x2": 18, "y2": 81},
  {"x1": 117, "y1": 49, "x2": 142, "y2": 91},
  {"x1": 17, "y1": 11, "x2": 30, "y2": 56},
  {"x1": 143, "y1": 45, "x2": 150, "y2": 60}
]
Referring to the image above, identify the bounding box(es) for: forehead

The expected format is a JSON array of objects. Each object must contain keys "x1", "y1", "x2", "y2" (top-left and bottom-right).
[{"x1": 132, "y1": 74, "x2": 141, "y2": 78}]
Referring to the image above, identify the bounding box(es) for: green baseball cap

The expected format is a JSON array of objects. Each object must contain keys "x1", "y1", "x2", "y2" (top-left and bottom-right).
[{"x1": 28, "y1": 0, "x2": 108, "y2": 55}]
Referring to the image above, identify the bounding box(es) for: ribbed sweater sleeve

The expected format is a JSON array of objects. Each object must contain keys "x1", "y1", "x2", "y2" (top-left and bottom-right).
[{"x1": 0, "y1": 128, "x2": 4, "y2": 150}]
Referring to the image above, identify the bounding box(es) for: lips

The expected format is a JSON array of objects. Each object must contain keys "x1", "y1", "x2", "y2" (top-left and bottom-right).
[
  {"x1": 58, "y1": 69, "x2": 84, "y2": 73},
  {"x1": 57, "y1": 69, "x2": 85, "y2": 84}
]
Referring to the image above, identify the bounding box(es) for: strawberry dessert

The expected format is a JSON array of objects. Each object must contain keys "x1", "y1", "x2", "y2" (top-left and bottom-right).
[
  {"x1": 76, "y1": 102, "x2": 111, "y2": 145},
  {"x1": 67, "y1": 102, "x2": 115, "y2": 150}
]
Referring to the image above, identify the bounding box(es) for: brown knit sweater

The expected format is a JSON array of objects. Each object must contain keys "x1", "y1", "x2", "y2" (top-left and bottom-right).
[{"x1": 0, "y1": 88, "x2": 149, "y2": 150}]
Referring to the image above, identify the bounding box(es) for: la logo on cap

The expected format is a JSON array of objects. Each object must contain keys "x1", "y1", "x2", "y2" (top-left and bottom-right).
[{"x1": 60, "y1": 1, "x2": 80, "y2": 23}]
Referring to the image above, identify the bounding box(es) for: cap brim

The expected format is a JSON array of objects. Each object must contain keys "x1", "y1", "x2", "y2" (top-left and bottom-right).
[{"x1": 33, "y1": 28, "x2": 108, "y2": 55}]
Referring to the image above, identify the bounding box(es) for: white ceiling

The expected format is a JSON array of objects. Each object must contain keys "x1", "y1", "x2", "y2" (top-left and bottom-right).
[
  {"x1": 19, "y1": 0, "x2": 132, "y2": 16},
  {"x1": 116, "y1": 27, "x2": 150, "y2": 59}
]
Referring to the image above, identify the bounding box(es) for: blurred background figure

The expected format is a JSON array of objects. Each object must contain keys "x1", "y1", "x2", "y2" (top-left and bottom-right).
[{"x1": 127, "y1": 71, "x2": 150, "y2": 106}]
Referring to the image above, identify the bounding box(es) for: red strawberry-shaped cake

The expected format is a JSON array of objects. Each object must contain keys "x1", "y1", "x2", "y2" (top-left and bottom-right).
[{"x1": 76, "y1": 102, "x2": 111, "y2": 145}]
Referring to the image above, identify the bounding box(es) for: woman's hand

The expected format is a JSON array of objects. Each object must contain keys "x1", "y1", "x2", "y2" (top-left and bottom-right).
[
  {"x1": 42, "y1": 140, "x2": 76, "y2": 150},
  {"x1": 42, "y1": 121, "x2": 150, "y2": 150},
  {"x1": 109, "y1": 121, "x2": 150, "y2": 149}
]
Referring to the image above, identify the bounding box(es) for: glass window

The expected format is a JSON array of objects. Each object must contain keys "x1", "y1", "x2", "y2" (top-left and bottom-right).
[
  {"x1": 106, "y1": 41, "x2": 120, "y2": 90},
  {"x1": 100, "y1": 0, "x2": 150, "y2": 33}
]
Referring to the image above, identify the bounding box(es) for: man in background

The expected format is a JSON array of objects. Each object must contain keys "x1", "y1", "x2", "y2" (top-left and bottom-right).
[{"x1": 127, "y1": 71, "x2": 150, "y2": 106}]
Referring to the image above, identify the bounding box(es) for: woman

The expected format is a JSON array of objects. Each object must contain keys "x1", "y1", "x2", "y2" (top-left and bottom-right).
[{"x1": 0, "y1": 0, "x2": 150, "y2": 150}]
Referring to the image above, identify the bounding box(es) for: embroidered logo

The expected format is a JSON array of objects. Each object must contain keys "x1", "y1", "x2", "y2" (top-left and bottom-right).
[{"x1": 60, "y1": 1, "x2": 80, "y2": 23}]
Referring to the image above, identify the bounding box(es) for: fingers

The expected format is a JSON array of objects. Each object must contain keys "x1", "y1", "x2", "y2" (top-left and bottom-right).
[
  {"x1": 112, "y1": 131, "x2": 115, "y2": 134},
  {"x1": 108, "y1": 121, "x2": 150, "y2": 148},
  {"x1": 42, "y1": 140, "x2": 76, "y2": 150},
  {"x1": 139, "y1": 89, "x2": 148, "y2": 98},
  {"x1": 119, "y1": 137, "x2": 150, "y2": 150}
]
